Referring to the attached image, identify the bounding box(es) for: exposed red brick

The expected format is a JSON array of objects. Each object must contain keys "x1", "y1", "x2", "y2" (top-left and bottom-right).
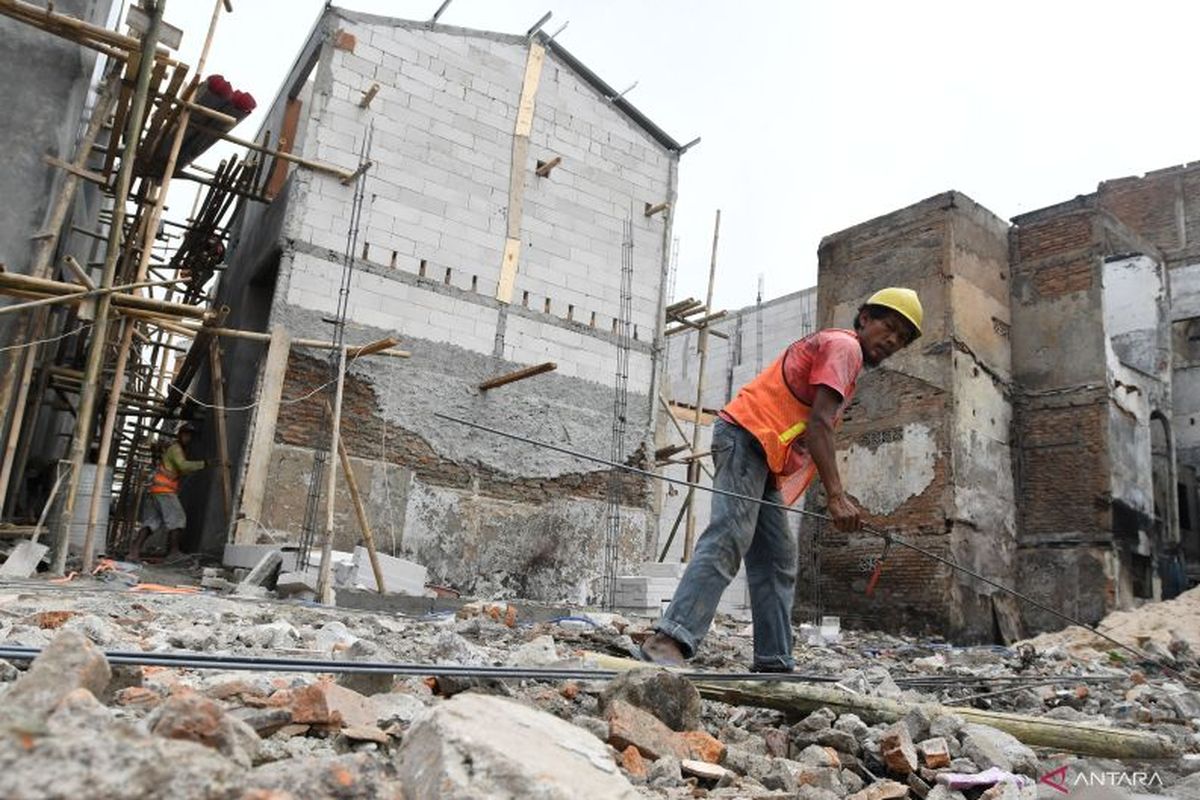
[
  {"x1": 332, "y1": 29, "x2": 356, "y2": 51},
  {"x1": 620, "y1": 745, "x2": 648, "y2": 778},
  {"x1": 679, "y1": 730, "x2": 725, "y2": 764},
  {"x1": 605, "y1": 699, "x2": 688, "y2": 761}
]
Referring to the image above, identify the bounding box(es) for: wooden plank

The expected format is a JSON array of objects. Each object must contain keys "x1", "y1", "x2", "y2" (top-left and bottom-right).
[
  {"x1": 479, "y1": 361, "x2": 556, "y2": 391},
  {"x1": 495, "y1": 237, "x2": 521, "y2": 304},
  {"x1": 535, "y1": 156, "x2": 561, "y2": 178},
  {"x1": 513, "y1": 43, "x2": 545, "y2": 137},
  {"x1": 43, "y1": 155, "x2": 108, "y2": 188},
  {"x1": 265, "y1": 96, "x2": 302, "y2": 198},
  {"x1": 234, "y1": 326, "x2": 291, "y2": 544}
]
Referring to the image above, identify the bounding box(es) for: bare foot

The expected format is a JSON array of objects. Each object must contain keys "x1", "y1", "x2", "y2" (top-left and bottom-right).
[{"x1": 640, "y1": 632, "x2": 686, "y2": 665}]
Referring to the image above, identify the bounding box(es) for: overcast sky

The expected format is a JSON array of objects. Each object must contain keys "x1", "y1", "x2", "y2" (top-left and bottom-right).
[{"x1": 163, "y1": 0, "x2": 1200, "y2": 312}]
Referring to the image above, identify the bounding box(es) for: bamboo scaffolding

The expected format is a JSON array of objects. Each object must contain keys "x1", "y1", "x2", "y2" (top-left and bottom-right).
[
  {"x1": 683, "y1": 210, "x2": 720, "y2": 562},
  {"x1": 53, "y1": 0, "x2": 164, "y2": 575}
]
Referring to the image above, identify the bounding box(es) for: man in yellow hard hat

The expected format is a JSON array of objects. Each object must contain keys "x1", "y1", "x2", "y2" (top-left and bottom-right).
[{"x1": 642, "y1": 287, "x2": 923, "y2": 670}]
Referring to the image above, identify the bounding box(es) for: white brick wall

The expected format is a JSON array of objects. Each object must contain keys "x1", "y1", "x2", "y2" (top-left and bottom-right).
[{"x1": 289, "y1": 20, "x2": 674, "y2": 351}]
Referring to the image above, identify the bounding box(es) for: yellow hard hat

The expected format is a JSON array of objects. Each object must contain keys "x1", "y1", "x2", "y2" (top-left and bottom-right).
[{"x1": 865, "y1": 287, "x2": 923, "y2": 337}]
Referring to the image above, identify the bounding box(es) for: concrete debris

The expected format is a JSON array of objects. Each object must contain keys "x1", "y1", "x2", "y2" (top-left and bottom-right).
[
  {"x1": 0, "y1": 589, "x2": 1192, "y2": 798},
  {"x1": 396, "y1": 693, "x2": 638, "y2": 799}
]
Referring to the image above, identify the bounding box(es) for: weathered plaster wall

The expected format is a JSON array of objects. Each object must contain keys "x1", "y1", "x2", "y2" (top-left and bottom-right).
[{"x1": 807, "y1": 192, "x2": 1016, "y2": 640}]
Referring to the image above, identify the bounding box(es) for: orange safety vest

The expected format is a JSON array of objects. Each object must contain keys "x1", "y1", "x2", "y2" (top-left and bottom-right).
[
  {"x1": 722, "y1": 334, "x2": 856, "y2": 505},
  {"x1": 148, "y1": 463, "x2": 180, "y2": 495}
]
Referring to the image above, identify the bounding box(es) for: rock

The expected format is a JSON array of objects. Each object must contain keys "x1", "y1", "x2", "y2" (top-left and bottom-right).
[
  {"x1": 0, "y1": 630, "x2": 110, "y2": 720},
  {"x1": 835, "y1": 713, "x2": 871, "y2": 739},
  {"x1": 509, "y1": 634, "x2": 559, "y2": 667},
  {"x1": 948, "y1": 758, "x2": 978, "y2": 773},
  {"x1": 763, "y1": 726, "x2": 789, "y2": 757},
  {"x1": 113, "y1": 686, "x2": 161, "y2": 709},
  {"x1": 798, "y1": 787, "x2": 844, "y2": 800},
  {"x1": 927, "y1": 786, "x2": 967, "y2": 800},
  {"x1": 431, "y1": 630, "x2": 489, "y2": 665},
  {"x1": 881, "y1": 722, "x2": 919, "y2": 776},
  {"x1": 928, "y1": 713, "x2": 964, "y2": 739},
  {"x1": 341, "y1": 724, "x2": 390, "y2": 744},
  {"x1": 917, "y1": 736, "x2": 951, "y2": 769},
  {"x1": 620, "y1": 744, "x2": 648, "y2": 778},
  {"x1": 681, "y1": 759, "x2": 729, "y2": 781},
  {"x1": 679, "y1": 729, "x2": 725, "y2": 763},
  {"x1": 146, "y1": 692, "x2": 261, "y2": 768},
  {"x1": 959, "y1": 723, "x2": 1038, "y2": 777},
  {"x1": 842, "y1": 767, "x2": 865, "y2": 794},
  {"x1": 572, "y1": 714, "x2": 610, "y2": 741},
  {"x1": 367, "y1": 691, "x2": 427, "y2": 727},
  {"x1": 795, "y1": 765, "x2": 845, "y2": 794},
  {"x1": 797, "y1": 744, "x2": 841, "y2": 768},
  {"x1": 908, "y1": 771, "x2": 931, "y2": 799},
  {"x1": 0, "y1": 660, "x2": 18, "y2": 682},
  {"x1": 228, "y1": 706, "x2": 294, "y2": 736},
  {"x1": 0, "y1": 721, "x2": 245, "y2": 799},
  {"x1": 396, "y1": 693, "x2": 637, "y2": 799},
  {"x1": 284, "y1": 682, "x2": 375, "y2": 729},
  {"x1": 761, "y1": 760, "x2": 799, "y2": 791},
  {"x1": 314, "y1": 620, "x2": 359, "y2": 654},
  {"x1": 979, "y1": 782, "x2": 1028, "y2": 800},
  {"x1": 795, "y1": 706, "x2": 836, "y2": 732},
  {"x1": 816, "y1": 726, "x2": 861, "y2": 754},
  {"x1": 847, "y1": 778, "x2": 909, "y2": 800},
  {"x1": 244, "y1": 752, "x2": 402, "y2": 797},
  {"x1": 238, "y1": 621, "x2": 298, "y2": 649},
  {"x1": 647, "y1": 755, "x2": 683, "y2": 788},
  {"x1": 598, "y1": 668, "x2": 701, "y2": 732},
  {"x1": 723, "y1": 746, "x2": 777, "y2": 782},
  {"x1": 604, "y1": 698, "x2": 688, "y2": 760},
  {"x1": 902, "y1": 706, "x2": 933, "y2": 741},
  {"x1": 1168, "y1": 689, "x2": 1200, "y2": 719},
  {"x1": 46, "y1": 687, "x2": 115, "y2": 734}
]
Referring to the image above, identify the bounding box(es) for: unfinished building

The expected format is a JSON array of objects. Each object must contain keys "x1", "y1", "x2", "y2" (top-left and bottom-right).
[
  {"x1": 662, "y1": 174, "x2": 1199, "y2": 641},
  {"x1": 184, "y1": 8, "x2": 685, "y2": 602}
]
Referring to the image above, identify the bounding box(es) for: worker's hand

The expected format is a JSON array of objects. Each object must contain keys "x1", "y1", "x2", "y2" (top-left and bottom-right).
[{"x1": 827, "y1": 491, "x2": 863, "y2": 532}]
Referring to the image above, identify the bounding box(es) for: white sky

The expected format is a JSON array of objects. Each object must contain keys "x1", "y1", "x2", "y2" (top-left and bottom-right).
[{"x1": 163, "y1": 0, "x2": 1200, "y2": 312}]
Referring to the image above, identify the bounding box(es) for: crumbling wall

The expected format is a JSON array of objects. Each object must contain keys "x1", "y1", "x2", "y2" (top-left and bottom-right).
[
  {"x1": 223, "y1": 9, "x2": 677, "y2": 600},
  {"x1": 1010, "y1": 200, "x2": 1171, "y2": 630},
  {"x1": 808, "y1": 192, "x2": 1014, "y2": 641}
]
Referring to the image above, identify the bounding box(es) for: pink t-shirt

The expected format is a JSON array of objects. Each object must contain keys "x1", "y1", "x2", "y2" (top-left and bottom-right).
[{"x1": 779, "y1": 329, "x2": 863, "y2": 407}]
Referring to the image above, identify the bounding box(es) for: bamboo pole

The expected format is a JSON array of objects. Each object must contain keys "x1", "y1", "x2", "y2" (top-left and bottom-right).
[
  {"x1": 683, "y1": 209, "x2": 720, "y2": 562},
  {"x1": 585, "y1": 652, "x2": 1178, "y2": 760},
  {"x1": 328, "y1": 404, "x2": 384, "y2": 594},
  {"x1": 315, "y1": 346, "x2": 347, "y2": 604},
  {"x1": 54, "y1": 0, "x2": 164, "y2": 575},
  {"x1": 0, "y1": 277, "x2": 184, "y2": 316},
  {"x1": 0, "y1": 73, "x2": 119, "y2": 516},
  {"x1": 209, "y1": 339, "x2": 231, "y2": 516}
]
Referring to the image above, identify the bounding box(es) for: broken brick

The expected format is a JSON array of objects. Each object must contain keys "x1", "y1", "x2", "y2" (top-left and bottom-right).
[
  {"x1": 916, "y1": 736, "x2": 951, "y2": 769},
  {"x1": 113, "y1": 686, "x2": 160, "y2": 709},
  {"x1": 848, "y1": 778, "x2": 910, "y2": 800},
  {"x1": 678, "y1": 730, "x2": 725, "y2": 764},
  {"x1": 32, "y1": 610, "x2": 75, "y2": 629},
  {"x1": 621, "y1": 744, "x2": 648, "y2": 778},
  {"x1": 286, "y1": 682, "x2": 375, "y2": 728},
  {"x1": 605, "y1": 698, "x2": 688, "y2": 760},
  {"x1": 881, "y1": 722, "x2": 919, "y2": 775}
]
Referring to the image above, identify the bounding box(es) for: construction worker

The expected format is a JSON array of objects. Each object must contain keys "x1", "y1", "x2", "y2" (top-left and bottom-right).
[
  {"x1": 129, "y1": 421, "x2": 208, "y2": 563},
  {"x1": 641, "y1": 288, "x2": 923, "y2": 670}
]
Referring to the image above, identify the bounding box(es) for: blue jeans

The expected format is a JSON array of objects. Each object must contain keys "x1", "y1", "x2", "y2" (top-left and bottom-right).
[{"x1": 655, "y1": 418, "x2": 797, "y2": 669}]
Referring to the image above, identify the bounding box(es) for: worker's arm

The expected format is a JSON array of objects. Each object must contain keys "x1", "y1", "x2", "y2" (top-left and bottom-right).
[
  {"x1": 807, "y1": 385, "x2": 863, "y2": 532},
  {"x1": 165, "y1": 443, "x2": 207, "y2": 476}
]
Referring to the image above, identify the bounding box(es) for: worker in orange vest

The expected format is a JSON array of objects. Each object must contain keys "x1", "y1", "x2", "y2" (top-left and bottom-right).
[
  {"x1": 641, "y1": 288, "x2": 924, "y2": 670},
  {"x1": 129, "y1": 421, "x2": 208, "y2": 563}
]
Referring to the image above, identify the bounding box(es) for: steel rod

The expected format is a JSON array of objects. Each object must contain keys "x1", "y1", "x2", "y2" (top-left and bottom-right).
[{"x1": 433, "y1": 412, "x2": 1171, "y2": 672}]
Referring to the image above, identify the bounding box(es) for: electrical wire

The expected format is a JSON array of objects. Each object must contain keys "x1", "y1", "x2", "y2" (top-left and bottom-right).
[
  {"x1": 0, "y1": 320, "x2": 95, "y2": 353},
  {"x1": 433, "y1": 412, "x2": 1184, "y2": 677}
]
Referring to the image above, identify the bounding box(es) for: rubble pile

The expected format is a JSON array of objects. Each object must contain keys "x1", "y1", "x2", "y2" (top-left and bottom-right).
[{"x1": 0, "y1": 586, "x2": 1196, "y2": 798}]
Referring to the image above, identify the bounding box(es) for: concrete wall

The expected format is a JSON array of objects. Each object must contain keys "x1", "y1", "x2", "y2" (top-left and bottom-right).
[
  {"x1": 0, "y1": 1, "x2": 112, "y2": 481},
  {"x1": 211, "y1": 9, "x2": 679, "y2": 602}
]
